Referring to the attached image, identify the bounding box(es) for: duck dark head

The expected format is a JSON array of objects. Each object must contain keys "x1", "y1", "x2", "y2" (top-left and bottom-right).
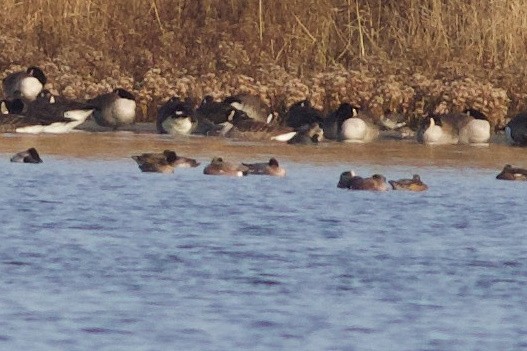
[
  {"x1": 372, "y1": 174, "x2": 386, "y2": 182},
  {"x1": 337, "y1": 170, "x2": 356, "y2": 188},
  {"x1": 27, "y1": 147, "x2": 43, "y2": 163},
  {"x1": 268, "y1": 158, "x2": 279, "y2": 167},
  {"x1": 163, "y1": 150, "x2": 178, "y2": 163}
]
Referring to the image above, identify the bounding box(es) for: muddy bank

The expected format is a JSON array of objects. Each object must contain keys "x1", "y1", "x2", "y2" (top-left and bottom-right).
[{"x1": 0, "y1": 126, "x2": 522, "y2": 170}]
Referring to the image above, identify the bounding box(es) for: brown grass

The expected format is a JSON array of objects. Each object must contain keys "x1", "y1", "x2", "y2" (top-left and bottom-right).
[{"x1": 1, "y1": 0, "x2": 527, "y2": 126}]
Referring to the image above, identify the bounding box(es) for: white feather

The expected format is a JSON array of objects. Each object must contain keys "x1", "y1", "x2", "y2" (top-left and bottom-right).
[
  {"x1": 19, "y1": 77, "x2": 43, "y2": 101},
  {"x1": 505, "y1": 126, "x2": 513, "y2": 144},
  {"x1": 422, "y1": 118, "x2": 458, "y2": 145},
  {"x1": 112, "y1": 98, "x2": 136, "y2": 124},
  {"x1": 0, "y1": 101, "x2": 8, "y2": 114},
  {"x1": 271, "y1": 131, "x2": 297, "y2": 142},
  {"x1": 15, "y1": 109, "x2": 93, "y2": 134},
  {"x1": 162, "y1": 116, "x2": 194, "y2": 135},
  {"x1": 64, "y1": 109, "x2": 94, "y2": 122},
  {"x1": 340, "y1": 118, "x2": 378, "y2": 143},
  {"x1": 459, "y1": 119, "x2": 490, "y2": 145}
]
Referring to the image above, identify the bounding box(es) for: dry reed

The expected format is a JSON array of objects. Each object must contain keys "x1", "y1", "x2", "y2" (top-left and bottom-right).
[{"x1": 1, "y1": 0, "x2": 527, "y2": 126}]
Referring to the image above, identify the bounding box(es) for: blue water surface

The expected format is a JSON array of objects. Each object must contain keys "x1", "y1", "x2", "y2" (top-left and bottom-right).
[{"x1": 0, "y1": 156, "x2": 526, "y2": 351}]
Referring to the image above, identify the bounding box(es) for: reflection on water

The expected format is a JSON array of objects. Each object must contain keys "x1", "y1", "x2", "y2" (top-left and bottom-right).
[{"x1": 1, "y1": 131, "x2": 527, "y2": 350}]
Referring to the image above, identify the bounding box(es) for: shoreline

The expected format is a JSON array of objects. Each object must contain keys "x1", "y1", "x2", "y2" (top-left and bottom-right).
[{"x1": 0, "y1": 124, "x2": 521, "y2": 170}]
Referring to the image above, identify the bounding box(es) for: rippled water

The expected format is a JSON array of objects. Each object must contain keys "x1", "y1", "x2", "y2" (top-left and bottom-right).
[{"x1": 1, "y1": 134, "x2": 527, "y2": 351}]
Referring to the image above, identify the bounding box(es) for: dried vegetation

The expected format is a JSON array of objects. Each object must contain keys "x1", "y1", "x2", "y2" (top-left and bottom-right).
[{"x1": 1, "y1": 0, "x2": 527, "y2": 128}]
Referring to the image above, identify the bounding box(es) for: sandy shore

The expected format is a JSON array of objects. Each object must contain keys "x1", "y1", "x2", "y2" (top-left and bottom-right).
[{"x1": 0, "y1": 122, "x2": 523, "y2": 170}]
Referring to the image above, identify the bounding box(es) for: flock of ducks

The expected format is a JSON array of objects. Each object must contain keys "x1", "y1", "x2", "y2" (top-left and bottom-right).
[
  {"x1": 3, "y1": 66, "x2": 527, "y2": 189},
  {"x1": 8, "y1": 146, "x2": 527, "y2": 192}
]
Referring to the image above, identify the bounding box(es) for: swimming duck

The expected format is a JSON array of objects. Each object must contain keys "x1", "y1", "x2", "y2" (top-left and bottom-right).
[
  {"x1": 87, "y1": 88, "x2": 136, "y2": 129},
  {"x1": 389, "y1": 174, "x2": 428, "y2": 191},
  {"x1": 10, "y1": 147, "x2": 43, "y2": 163},
  {"x1": 203, "y1": 157, "x2": 249, "y2": 176},
  {"x1": 2, "y1": 66, "x2": 47, "y2": 102},
  {"x1": 242, "y1": 158, "x2": 286, "y2": 176},
  {"x1": 285, "y1": 100, "x2": 324, "y2": 129},
  {"x1": 417, "y1": 109, "x2": 490, "y2": 145},
  {"x1": 337, "y1": 170, "x2": 358, "y2": 189},
  {"x1": 131, "y1": 150, "x2": 195, "y2": 173},
  {"x1": 156, "y1": 96, "x2": 197, "y2": 135},
  {"x1": 496, "y1": 164, "x2": 527, "y2": 181},
  {"x1": 223, "y1": 93, "x2": 273, "y2": 123},
  {"x1": 337, "y1": 171, "x2": 389, "y2": 191},
  {"x1": 505, "y1": 112, "x2": 527, "y2": 146}
]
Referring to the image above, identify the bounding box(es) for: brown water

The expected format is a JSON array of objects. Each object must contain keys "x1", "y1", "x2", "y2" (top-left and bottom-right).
[{"x1": 0, "y1": 125, "x2": 523, "y2": 169}]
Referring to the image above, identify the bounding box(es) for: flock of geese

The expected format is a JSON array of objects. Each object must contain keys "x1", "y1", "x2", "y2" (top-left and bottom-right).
[{"x1": 3, "y1": 66, "x2": 527, "y2": 189}]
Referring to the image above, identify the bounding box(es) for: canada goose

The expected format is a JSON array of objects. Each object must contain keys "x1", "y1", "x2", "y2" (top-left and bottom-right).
[
  {"x1": 417, "y1": 109, "x2": 490, "y2": 145},
  {"x1": 285, "y1": 100, "x2": 324, "y2": 129},
  {"x1": 0, "y1": 108, "x2": 93, "y2": 134},
  {"x1": 322, "y1": 102, "x2": 358, "y2": 140},
  {"x1": 379, "y1": 109, "x2": 407, "y2": 131},
  {"x1": 156, "y1": 96, "x2": 197, "y2": 135},
  {"x1": 223, "y1": 109, "x2": 297, "y2": 141},
  {"x1": 505, "y1": 112, "x2": 527, "y2": 146},
  {"x1": 87, "y1": 88, "x2": 136, "y2": 129},
  {"x1": 223, "y1": 93, "x2": 273, "y2": 123},
  {"x1": 26, "y1": 91, "x2": 94, "y2": 122},
  {"x1": 287, "y1": 122, "x2": 324, "y2": 145},
  {"x1": 1, "y1": 99, "x2": 25, "y2": 114},
  {"x1": 339, "y1": 106, "x2": 380, "y2": 143},
  {"x1": 2, "y1": 66, "x2": 47, "y2": 102},
  {"x1": 195, "y1": 95, "x2": 233, "y2": 125},
  {"x1": 0, "y1": 89, "x2": 94, "y2": 133}
]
